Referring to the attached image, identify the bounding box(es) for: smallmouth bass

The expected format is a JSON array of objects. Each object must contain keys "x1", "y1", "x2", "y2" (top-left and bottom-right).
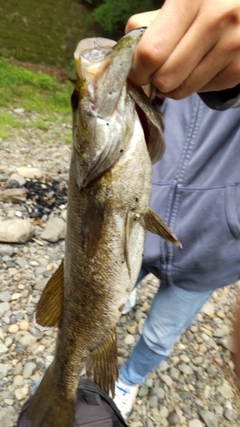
[{"x1": 19, "y1": 28, "x2": 180, "y2": 427}]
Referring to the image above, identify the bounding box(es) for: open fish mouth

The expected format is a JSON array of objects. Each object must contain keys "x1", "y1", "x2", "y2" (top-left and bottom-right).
[{"x1": 71, "y1": 28, "x2": 165, "y2": 189}]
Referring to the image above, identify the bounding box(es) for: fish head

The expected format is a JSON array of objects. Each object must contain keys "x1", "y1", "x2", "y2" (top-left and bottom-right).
[{"x1": 71, "y1": 29, "x2": 165, "y2": 187}]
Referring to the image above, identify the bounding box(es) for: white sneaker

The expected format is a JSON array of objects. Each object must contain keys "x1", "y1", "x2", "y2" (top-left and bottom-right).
[
  {"x1": 113, "y1": 379, "x2": 139, "y2": 419},
  {"x1": 122, "y1": 288, "x2": 137, "y2": 314}
]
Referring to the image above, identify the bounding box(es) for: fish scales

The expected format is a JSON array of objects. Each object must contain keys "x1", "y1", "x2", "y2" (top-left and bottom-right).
[{"x1": 19, "y1": 29, "x2": 180, "y2": 427}]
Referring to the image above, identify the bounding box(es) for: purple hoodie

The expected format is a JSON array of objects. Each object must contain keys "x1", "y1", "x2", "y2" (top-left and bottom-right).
[{"x1": 143, "y1": 87, "x2": 240, "y2": 291}]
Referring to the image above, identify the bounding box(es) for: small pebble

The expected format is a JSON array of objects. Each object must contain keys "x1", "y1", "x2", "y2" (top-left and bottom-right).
[
  {"x1": 19, "y1": 320, "x2": 30, "y2": 331},
  {"x1": 8, "y1": 324, "x2": 19, "y2": 333},
  {"x1": 160, "y1": 406, "x2": 169, "y2": 418},
  {"x1": 15, "y1": 387, "x2": 29, "y2": 400},
  {"x1": 124, "y1": 334, "x2": 135, "y2": 345},
  {"x1": 189, "y1": 420, "x2": 203, "y2": 427}
]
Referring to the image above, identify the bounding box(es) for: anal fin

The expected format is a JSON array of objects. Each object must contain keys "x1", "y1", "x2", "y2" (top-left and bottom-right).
[
  {"x1": 36, "y1": 260, "x2": 64, "y2": 328},
  {"x1": 86, "y1": 329, "x2": 118, "y2": 397},
  {"x1": 141, "y1": 207, "x2": 182, "y2": 247}
]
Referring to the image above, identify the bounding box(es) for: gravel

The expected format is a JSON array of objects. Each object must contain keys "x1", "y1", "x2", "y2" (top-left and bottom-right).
[{"x1": 0, "y1": 107, "x2": 240, "y2": 427}]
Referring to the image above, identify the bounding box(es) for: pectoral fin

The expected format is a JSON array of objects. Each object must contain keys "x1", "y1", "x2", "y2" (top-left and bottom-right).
[
  {"x1": 35, "y1": 260, "x2": 64, "y2": 328},
  {"x1": 141, "y1": 207, "x2": 182, "y2": 247},
  {"x1": 86, "y1": 329, "x2": 118, "y2": 397}
]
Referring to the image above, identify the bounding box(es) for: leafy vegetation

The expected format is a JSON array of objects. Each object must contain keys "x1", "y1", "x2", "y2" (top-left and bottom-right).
[
  {"x1": 80, "y1": 0, "x2": 164, "y2": 34},
  {"x1": 0, "y1": 59, "x2": 72, "y2": 114},
  {"x1": 0, "y1": 0, "x2": 93, "y2": 66}
]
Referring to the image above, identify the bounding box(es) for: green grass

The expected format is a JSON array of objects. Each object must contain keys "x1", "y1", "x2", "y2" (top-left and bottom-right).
[
  {"x1": 64, "y1": 133, "x2": 73, "y2": 144},
  {"x1": 0, "y1": 58, "x2": 73, "y2": 114},
  {"x1": 33, "y1": 118, "x2": 50, "y2": 131},
  {"x1": 0, "y1": 111, "x2": 22, "y2": 138}
]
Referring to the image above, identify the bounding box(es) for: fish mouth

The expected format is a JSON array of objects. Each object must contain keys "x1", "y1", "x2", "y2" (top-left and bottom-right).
[{"x1": 72, "y1": 28, "x2": 165, "y2": 183}]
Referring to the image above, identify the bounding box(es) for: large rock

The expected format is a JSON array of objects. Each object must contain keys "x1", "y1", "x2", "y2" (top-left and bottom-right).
[
  {"x1": 0, "y1": 245, "x2": 14, "y2": 256},
  {"x1": 199, "y1": 410, "x2": 218, "y2": 427},
  {"x1": 5, "y1": 173, "x2": 26, "y2": 188},
  {"x1": 0, "y1": 219, "x2": 35, "y2": 243},
  {"x1": 0, "y1": 188, "x2": 27, "y2": 203},
  {"x1": 17, "y1": 166, "x2": 45, "y2": 179},
  {"x1": 0, "y1": 407, "x2": 17, "y2": 427},
  {"x1": 41, "y1": 217, "x2": 66, "y2": 242}
]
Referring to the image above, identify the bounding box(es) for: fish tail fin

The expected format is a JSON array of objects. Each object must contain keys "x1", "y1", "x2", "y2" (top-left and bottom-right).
[
  {"x1": 17, "y1": 364, "x2": 75, "y2": 427},
  {"x1": 142, "y1": 207, "x2": 182, "y2": 247},
  {"x1": 87, "y1": 329, "x2": 118, "y2": 397}
]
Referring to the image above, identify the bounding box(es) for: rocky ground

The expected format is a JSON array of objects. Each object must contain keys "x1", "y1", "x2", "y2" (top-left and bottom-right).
[{"x1": 0, "y1": 107, "x2": 240, "y2": 427}]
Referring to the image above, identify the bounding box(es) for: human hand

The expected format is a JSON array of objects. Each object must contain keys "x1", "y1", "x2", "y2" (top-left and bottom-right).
[{"x1": 125, "y1": 0, "x2": 240, "y2": 99}]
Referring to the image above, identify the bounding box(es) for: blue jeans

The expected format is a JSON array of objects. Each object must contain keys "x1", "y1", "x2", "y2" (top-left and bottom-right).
[{"x1": 120, "y1": 267, "x2": 212, "y2": 385}]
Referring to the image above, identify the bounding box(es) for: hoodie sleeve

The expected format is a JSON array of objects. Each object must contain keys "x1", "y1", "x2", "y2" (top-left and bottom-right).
[{"x1": 199, "y1": 84, "x2": 240, "y2": 111}]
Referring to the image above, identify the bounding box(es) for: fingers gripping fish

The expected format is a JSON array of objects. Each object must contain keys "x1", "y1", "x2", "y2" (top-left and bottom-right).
[{"x1": 20, "y1": 29, "x2": 181, "y2": 427}]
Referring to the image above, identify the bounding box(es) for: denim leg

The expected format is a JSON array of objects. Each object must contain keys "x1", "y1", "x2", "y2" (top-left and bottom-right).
[
  {"x1": 134, "y1": 266, "x2": 150, "y2": 287},
  {"x1": 120, "y1": 282, "x2": 212, "y2": 385}
]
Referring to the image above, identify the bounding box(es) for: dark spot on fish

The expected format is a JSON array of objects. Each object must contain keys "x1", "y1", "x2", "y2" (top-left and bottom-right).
[
  {"x1": 106, "y1": 122, "x2": 109, "y2": 126},
  {"x1": 120, "y1": 149, "x2": 124, "y2": 153},
  {"x1": 84, "y1": 230, "x2": 90, "y2": 240},
  {"x1": 81, "y1": 194, "x2": 105, "y2": 257},
  {"x1": 122, "y1": 261, "x2": 124, "y2": 264},
  {"x1": 71, "y1": 89, "x2": 79, "y2": 110},
  {"x1": 118, "y1": 303, "x2": 125, "y2": 312},
  {"x1": 135, "y1": 197, "x2": 139, "y2": 202}
]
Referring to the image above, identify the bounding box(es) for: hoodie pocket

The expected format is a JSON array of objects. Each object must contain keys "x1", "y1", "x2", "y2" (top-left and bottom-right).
[
  {"x1": 170, "y1": 185, "x2": 240, "y2": 271},
  {"x1": 226, "y1": 184, "x2": 240, "y2": 239}
]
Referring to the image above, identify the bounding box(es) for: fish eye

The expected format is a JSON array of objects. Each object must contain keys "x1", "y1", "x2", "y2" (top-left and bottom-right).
[{"x1": 71, "y1": 89, "x2": 79, "y2": 110}]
